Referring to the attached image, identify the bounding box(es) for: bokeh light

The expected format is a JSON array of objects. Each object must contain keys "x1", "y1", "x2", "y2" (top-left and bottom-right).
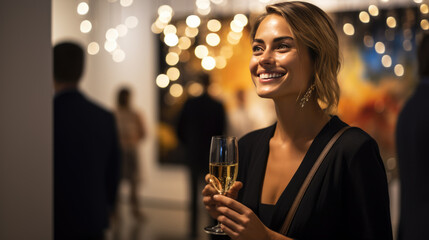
[
  {"x1": 202, "y1": 56, "x2": 216, "y2": 70},
  {"x1": 156, "y1": 74, "x2": 170, "y2": 88},
  {"x1": 394, "y1": 64, "x2": 404, "y2": 76},
  {"x1": 169, "y1": 83, "x2": 183, "y2": 97},
  {"x1": 368, "y1": 5, "x2": 379, "y2": 16},
  {"x1": 87, "y1": 42, "x2": 100, "y2": 55},
  {"x1": 206, "y1": 33, "x2": 220, "y2": 46},
  {"x1": 167, "y1": 67, "x2": 180, "y2": 81},
  {"x1": 381, "y1": 55, "x2": 392, "y2": 68},
  {"x1": 359, "y1": 11, "x2": 370, "y2": 23},
  {"x1": 375, "y1": 42, "x2": 386, "y2": 54},
  {"x1": 166, "y1": 52, "x2": 179, "y2": 66},
  {"x1": 80, "y1": 20, "x2": 92, "y2": 33},
  {"x1": 186, "y1": 15, "x2": 201, "y2": 28},
  {"x1": 77, "y1": 2, "x2": 89, "y2": 15},
  {"x1": 343, "y1": 23, "x2": 355, "y2": 36},
  {"x1": 207, "y1": 19, "x2": 222, "y2": 32},
  {"x1": 195, "y1": 45, "x2": 209, "y2": 59}
]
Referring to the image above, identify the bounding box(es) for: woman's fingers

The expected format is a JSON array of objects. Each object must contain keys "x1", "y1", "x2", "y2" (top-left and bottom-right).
[
  {"x1": 214, "y1": 194, "x2": 247, "y2": 214},
  {"x1": 226, "y1": 181, "x2": 243, "y2": 199}
]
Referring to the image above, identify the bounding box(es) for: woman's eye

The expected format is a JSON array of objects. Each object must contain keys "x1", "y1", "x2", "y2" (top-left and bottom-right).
[
  {"x1": 252, "y1": 46, "x2": 263, "y2": 53},
  {"x1": 278, "y1": 44, "x2": 290, "y2": 50}
]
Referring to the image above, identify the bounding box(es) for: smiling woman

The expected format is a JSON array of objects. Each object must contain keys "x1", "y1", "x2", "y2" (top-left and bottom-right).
[{"x1": 202, "y1": 1, "x2": 393, "y2": 240}]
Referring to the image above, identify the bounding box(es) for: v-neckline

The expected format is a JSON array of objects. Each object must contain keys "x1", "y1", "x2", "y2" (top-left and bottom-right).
[{"x1": 256, "y1": 116, "x2": 343, "y2": 230}]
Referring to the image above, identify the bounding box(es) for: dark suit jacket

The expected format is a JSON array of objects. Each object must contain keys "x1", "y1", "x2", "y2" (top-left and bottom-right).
[
  {"x1": 54, "y1": 89, "x2": 121, "y2": 239},
  {"x1": 396, "y1": 79, "x2": 429, "y2": 240},
  {"x1": 177, "y1": 93, "x2": 226, "y2": 174},
  {"x1": 237, "y1": 116, "x2": 392, "y2": 240}
]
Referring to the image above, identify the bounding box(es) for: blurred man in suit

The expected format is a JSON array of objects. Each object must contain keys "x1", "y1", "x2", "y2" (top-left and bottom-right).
[
  {"x1": 53, "y1": 42, "x2": 121, "y2": 240},
  {"x1": 177, "y1": 73, "x2": 226, "y2": 239},
  {"x1": 396, "y1": 33, "x2": 429, "y2": 240}
]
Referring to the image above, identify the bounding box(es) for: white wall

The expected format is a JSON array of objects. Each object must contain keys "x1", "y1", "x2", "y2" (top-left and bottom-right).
[
  {"x1": 52, "y1": 0, "x2": 189, "y2": 205},
  {"x1": 0, "y1": 0, "x2": 52, "y2": 239}
]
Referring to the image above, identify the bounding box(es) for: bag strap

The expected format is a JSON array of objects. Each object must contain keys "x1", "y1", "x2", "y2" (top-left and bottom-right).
[{"x1": 279, "y1": 126, "x2": 351, "y2": 236}]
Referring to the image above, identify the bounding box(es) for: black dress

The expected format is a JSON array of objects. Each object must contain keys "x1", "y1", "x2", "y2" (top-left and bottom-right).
[{"x1": 237, "y1": 116, "x2": 393, "y2": 240}]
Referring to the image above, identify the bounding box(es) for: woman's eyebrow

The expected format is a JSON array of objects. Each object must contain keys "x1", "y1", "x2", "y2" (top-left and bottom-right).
[{"x1": 253, "y1": 36, "x2": 294, "y2": 44}]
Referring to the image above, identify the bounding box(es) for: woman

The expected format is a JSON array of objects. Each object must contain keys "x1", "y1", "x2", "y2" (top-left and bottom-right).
[{"x1": 202, "y1": 1, "x2": 393, "y2": 240}]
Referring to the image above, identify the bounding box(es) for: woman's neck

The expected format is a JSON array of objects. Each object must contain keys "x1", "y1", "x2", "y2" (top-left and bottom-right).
[{"x1": 272, "y1": 98, "x2": 330, "y2": 144}]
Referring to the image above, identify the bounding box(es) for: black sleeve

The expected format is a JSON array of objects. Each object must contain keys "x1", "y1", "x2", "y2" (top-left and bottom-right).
[{"x1": 344, "y1": 138, "x2": 393, "y2": 240}]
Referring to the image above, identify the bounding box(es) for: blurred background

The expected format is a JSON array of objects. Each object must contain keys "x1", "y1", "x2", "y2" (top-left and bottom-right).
[{"x1": 1, "y1": 0, "x2": 428, "y2": 239}]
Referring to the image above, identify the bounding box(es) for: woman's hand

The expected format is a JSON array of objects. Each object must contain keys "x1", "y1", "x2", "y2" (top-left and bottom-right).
[
  {"x1": 213, "y1": 194, "x2": 270, "y2": 240},
  {"x1": 214, "y1": 195, "x2": 294, "y2": 240},
  {"x1": 202, "y1": 173, "x2": 243, "y2": 219}
]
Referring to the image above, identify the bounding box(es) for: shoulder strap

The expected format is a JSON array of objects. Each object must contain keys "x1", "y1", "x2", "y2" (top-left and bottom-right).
[{"x1": 279, "y1": 126, "x2": 351, "y2": 236}]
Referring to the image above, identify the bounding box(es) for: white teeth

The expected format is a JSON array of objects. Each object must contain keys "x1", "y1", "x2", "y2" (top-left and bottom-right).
[{"x1": 259, "y1": 73, "x2": 284, "y2": 79}]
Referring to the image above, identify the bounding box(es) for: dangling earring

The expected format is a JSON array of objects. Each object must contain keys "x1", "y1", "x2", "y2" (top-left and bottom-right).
[{"x1": 299, "y1": 83, "x2": 315, "y2": 108}]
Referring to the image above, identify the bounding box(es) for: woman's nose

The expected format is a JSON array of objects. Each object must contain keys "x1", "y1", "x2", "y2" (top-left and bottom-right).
[{"x1": 259, "y1": 50, "x2": 275, "y2": 66}]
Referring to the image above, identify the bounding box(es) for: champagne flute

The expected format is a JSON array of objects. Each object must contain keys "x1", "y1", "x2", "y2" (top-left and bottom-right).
[{"x1": 204, "y1": 136, "x2": 239, "y2": 235}]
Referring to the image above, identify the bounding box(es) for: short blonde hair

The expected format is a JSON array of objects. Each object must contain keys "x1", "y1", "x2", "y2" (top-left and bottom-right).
[{"x1": 250, "y1": 1, "x2": 340, "y2": 113}]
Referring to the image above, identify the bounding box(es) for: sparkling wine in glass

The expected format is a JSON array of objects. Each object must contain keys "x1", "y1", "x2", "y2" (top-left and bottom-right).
[{"x1": 204, "y1": 136, "x2": 239, "y2": 235}]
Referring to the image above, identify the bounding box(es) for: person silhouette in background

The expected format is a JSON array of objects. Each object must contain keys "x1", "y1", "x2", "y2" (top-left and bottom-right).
[
  {"x1": 396, "y1": 33, "x2": 429, "y2": 240},
  {"x1": 177, "y1": 73, "x2": 226, "y2": 239},
  {"x1": 114, "y1": 87, "x2": 146, "y2": 218},
  {"x1": 54, "y1": 42, "x2": 121, "y2": 240}
]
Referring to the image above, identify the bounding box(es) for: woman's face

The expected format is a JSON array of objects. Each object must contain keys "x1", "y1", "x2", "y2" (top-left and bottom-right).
[{"x1": 249, "y1": 14, "x2": 313, "y2": 101}]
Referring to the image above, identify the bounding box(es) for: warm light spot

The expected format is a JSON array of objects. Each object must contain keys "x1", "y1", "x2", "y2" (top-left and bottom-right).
[
  {"x1": 207, "y1": 19, "x2": 222, "y2": 32},
  {"x1": 156, "y1": 74, "x2": 170, "y2": 88},
  {"x1": 166, "y1": 52, "x2": 179, "y2": 66},
  {"x1": 80, "y1": 20, "x2": 92, "y2": 33},
  {"x1": 414, "y1": 0, "x2": 423, "y2": 3},
  {"x1": 185, "y1": 27, "x2": 199, "y2": 38},
  {"x1": 77, "y1": 2, "x2": 89, "y2": 15},
  {"x1": 196, "y1": 0, "x2": 211, "y2": 9},
  {"x1": 178, "y1": 37, "x2": 192, "y2": 50},
  {"x1": 234, "y1": 14, "x2": 248, "y2": 27},
  {"x1": 381, "y1": 55, "x2": 392, "y2": 68},
  {"x1": 158, "y1": 5, "x2": 173, "y2": 16},
  {"x1": 87, "y1": 42, "x2": 99, "y2": 55},
  {"x1": 188, "y1": 82, "x2": 204, "y2": 97},
  {"x1": 116, "y1": 24, "x2": 128, "y2": 37},
  {"x1": 421, "y1": 19, "x2": 429, "y2": 30},
  {"x1": 364, "y1": 35, "x2": 374, "y2": 47},
  {"x1": 421, "y1": 4, "x2": 429, "y2": 14},
  {"x1": 164, "y1": 33, "x2": 179, "y2": 47},
  {"x1": 186, "y1": 15, "x2": 201, "y2": 28},
  {"x1": 375, "y1": 42, "x2": 385, "y2": 54},
  {"x1": 163, "y1": 25, "x2": 177, "y2": 35},
  {"x1": 195, "y1": 45, "x2": 209, "y2": 59},
  {"x1": 215, "y1": 56, "x2": 227, "y2": 69},
  {"x1": 206, "y1": 33, "x2": 220, "y2": 46},
  {"x1": 125, "y1": 16, "x2": 138, "y2": 29},
  {"x1": 230, "y1": 20, "x2": 244, "y2": 33},
  {"x1": 359, "y1": 11, "x2": 370, "y2": 23},
  {"x1": 151, "y1": 23, "x2": 163, "y2": 34},
  {"x1": 227, "y1": 31, "x2": 242, "y2": 45},
  {"x1": 120, "y1": 0, "x2": 133, "y2": 7},
  {"x1": 112, "y1": 49, "x2": 126, "y2": 62},
  {"x1": 167, "y1": 67, "x2": 180, "y2": 81},
  {"x1": 104, "y1": 40, "x2": 117, "y2": 52},
  {"x1": 106, "y1": 28, "x2": 119, "y2": 41},
  {"x1": 202, "y1": 56, "x2": 216, "y2": 70},
  {"x1": 386, "y1": 16, "x2": 397, "y2": 28},
  {"x1": 368, "y1": 5, "x2": 379, "y2": 16},
  {"x1": 169, "y1": 84, "x2": 183, "y2": 97},
  {"x1": 343, "y1": 23, "x2": 355, "y2": 36},
  {"x1": 394, "y1": 64, "x2": 404, "y2": 76}
]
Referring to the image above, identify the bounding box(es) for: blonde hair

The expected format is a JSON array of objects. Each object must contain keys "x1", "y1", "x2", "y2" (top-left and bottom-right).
[{"x1": 250, "y1": 1, "x2": 340, "y2": 113}]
